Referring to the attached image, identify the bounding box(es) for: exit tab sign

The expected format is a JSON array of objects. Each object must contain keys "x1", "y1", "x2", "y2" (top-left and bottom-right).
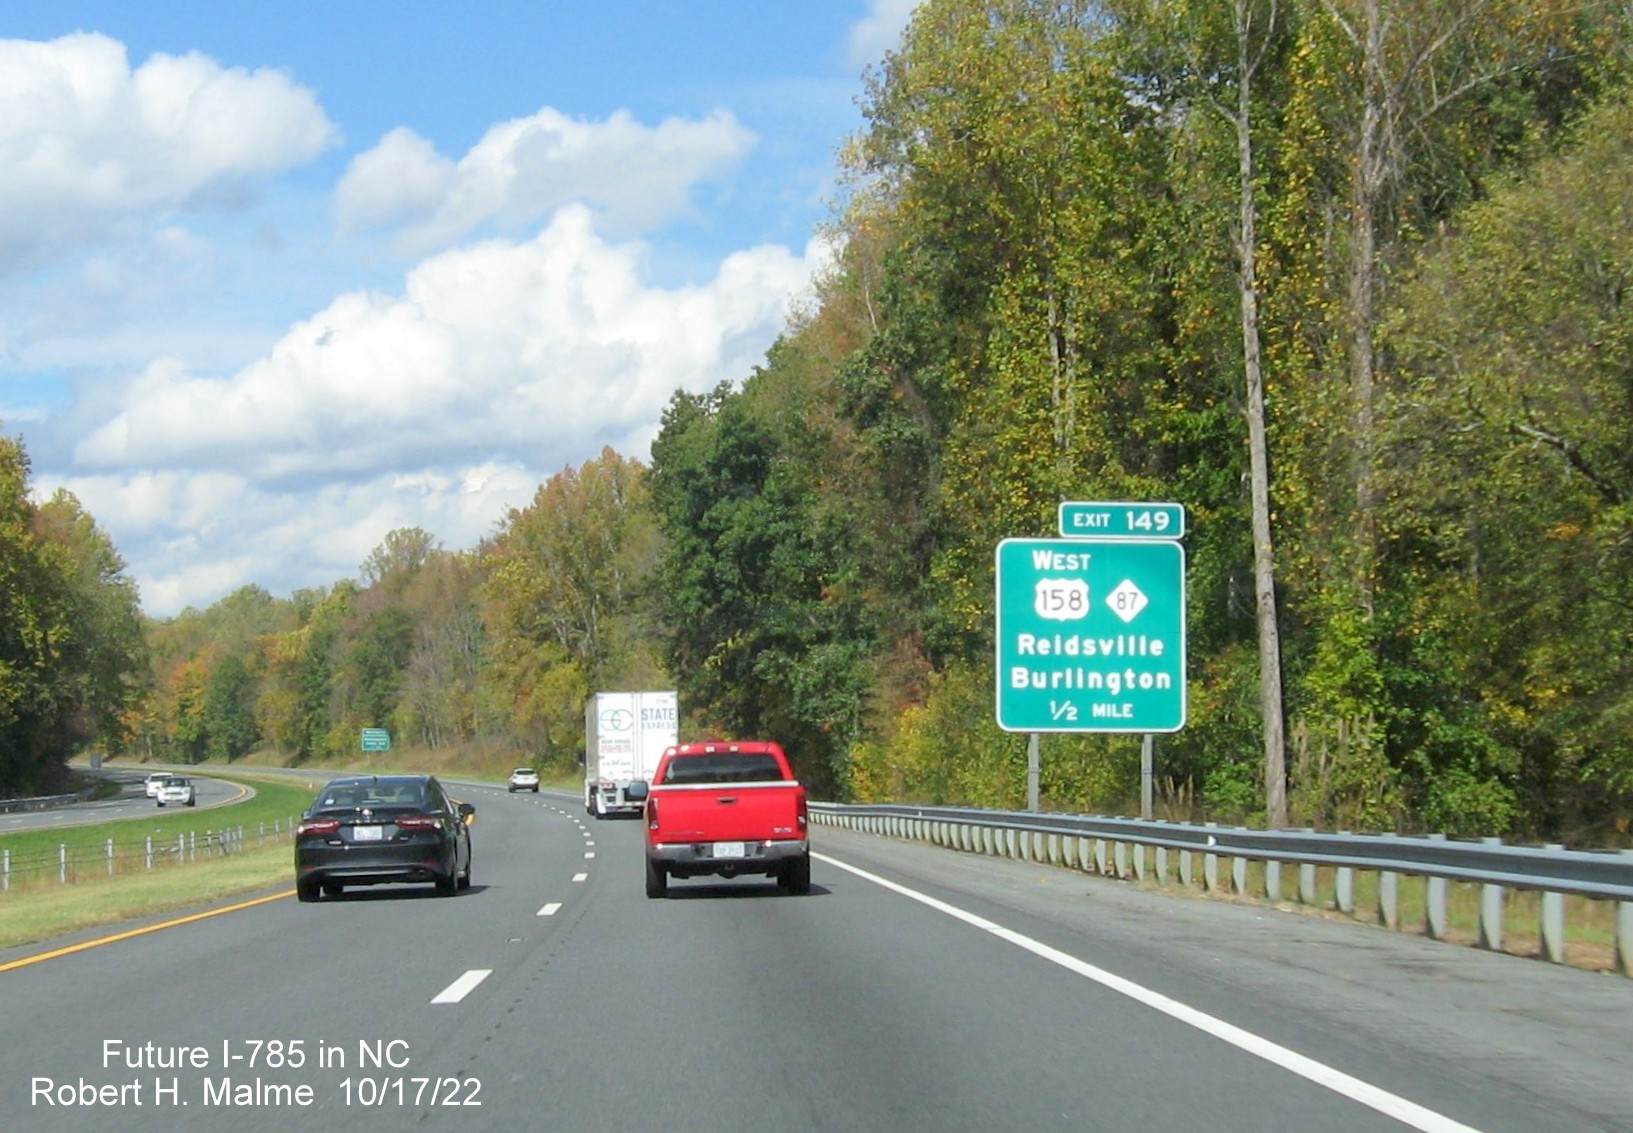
[{"x1": 1059, "y1": 501, "x2": 1185, "y2": 540}]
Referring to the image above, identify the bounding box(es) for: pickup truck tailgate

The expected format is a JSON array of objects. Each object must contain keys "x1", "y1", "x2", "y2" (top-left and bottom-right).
[{"x1": 649, "y1": 783, "x2": 805, "y2": 842}]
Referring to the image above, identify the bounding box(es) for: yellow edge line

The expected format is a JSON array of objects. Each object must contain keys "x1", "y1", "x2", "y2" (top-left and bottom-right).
[{"x1": 0, "y1": 889, "x2": 294, "y2": 974}]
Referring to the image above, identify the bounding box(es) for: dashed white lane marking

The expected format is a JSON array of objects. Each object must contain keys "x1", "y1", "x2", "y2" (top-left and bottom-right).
[
  {"x1": 430, "y1": 969, "x2": 491, "y2": 1005},
  {"x1": 537, "y1": 902, "x2": 562, "y2": 917},
  {"x1": 816, "y1": 853, "x2": 1487, "y2": 1133},
  {"x1": 572, "y1": 872, "x2": 588, "y2": 882},
  {"x1": 583, "y1": 851, "x2": 595, "y2": 859}
]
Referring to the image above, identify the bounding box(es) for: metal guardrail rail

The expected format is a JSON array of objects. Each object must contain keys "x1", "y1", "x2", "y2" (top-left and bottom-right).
[
  {"x1": 0, "y1": 789, "x2": 94, "y2": 815},
  {"x1": 809, "y1": 802, "x2": 1633, "y2": 976}
]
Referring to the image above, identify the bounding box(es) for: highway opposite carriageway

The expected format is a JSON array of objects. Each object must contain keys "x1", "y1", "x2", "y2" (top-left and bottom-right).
[{"x1": 0, "y1": 767, "x2": 254, "y2": 836}]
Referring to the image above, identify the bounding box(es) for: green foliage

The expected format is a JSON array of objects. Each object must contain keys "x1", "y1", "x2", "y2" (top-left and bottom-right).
[
  {"x1": 202, "y1": 654, "x2": 257, "y2": 762},
  {"x1": 0, "y1": 446, "x2": 145, "y2": 794}
]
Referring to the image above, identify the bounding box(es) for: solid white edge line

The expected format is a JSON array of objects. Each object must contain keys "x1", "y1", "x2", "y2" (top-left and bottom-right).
[
  {"x1": 813, "y1": 852, "x2": 1486, "y2": 1133},
  {"x1": 537, "y1": 902, "x2": 562, "y2": 917},
  {"x1": 430, "y1": 968, "x2": 492, "y2": 1005}
]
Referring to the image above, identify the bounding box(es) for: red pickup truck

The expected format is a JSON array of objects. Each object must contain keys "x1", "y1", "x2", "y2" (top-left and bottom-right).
[{"x1": 630, "y1": 741, "x2": 810, "y2": 898}]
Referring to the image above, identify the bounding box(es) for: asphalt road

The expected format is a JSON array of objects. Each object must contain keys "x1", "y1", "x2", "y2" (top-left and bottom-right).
[
  {"x1": 0, "y1": 768, "x2": 249, "y2": 834},
  {"x1": 2, "y1": 781, "x2": 1629, "y2": 1133}
]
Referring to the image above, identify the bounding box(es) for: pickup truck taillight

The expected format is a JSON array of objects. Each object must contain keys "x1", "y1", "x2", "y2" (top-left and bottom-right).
[
  {"x1": 798, "y1": 794, "x2": 808, "y2": 831},
  {"x1": 646, "y1": 799, "x2": 660, "y2": 832}
]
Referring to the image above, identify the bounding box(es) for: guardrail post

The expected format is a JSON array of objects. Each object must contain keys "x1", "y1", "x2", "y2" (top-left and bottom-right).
[
  {"x1": 1155, "y1": 845, "x2": 1168, "y2": 887},
  {"x1": 1231, "y1": 856, "x2": 1246, "y2": 895},
  {"x1": 1114, "y1": 841, "x2": 1127, "y2": 878},
  {"x1": 1618, "y1": 894, "x2": 1633, "y2": 978},
  {"x1": 1335, "y1": 835, "x2": 1354, "y2": 914},
  {"x1": 1265, "y1": 859, "x2": 1280, "y2": 902},
  {"x1": 1540, "y1": 845, "x2": 1565, "y2": 964},
  {"x1": 1379, "y1": 870, "x2": 1399, "y2": 929},
  {"x1": 106, "y1": 838, "x2": 114, "y2": 877},
  {"x1": 1094, "y1": 838, "x2": 1108, "y2": 875},
  {"x1": 145, "y1": 836, "x2": 153, "y2": 871},
  {"x1": 1299, "y1": 862, "x2": 1317, "y2": 906},
  {"x1": 1424, "y1": 833, "x2": 1449, "y2": 939},
  {"x1": 1132, "y1": 842, "x2": 1147, "y2": 882},
  {"x1": 1178, "y1": 848, "x2": 1193, "y2": 888},
  {"x1": 59, "y1": 843, "x2": 67, "y2": 884},
  {"x1": 1478, "y1": 838, "x2": 1505, "y2": 952},
  {"x1": 1203, "y1": 848, "x2": 1219, "y2": 892}
]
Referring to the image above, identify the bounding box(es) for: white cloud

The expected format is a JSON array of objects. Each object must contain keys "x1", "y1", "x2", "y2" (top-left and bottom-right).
[
  {"x1": 0, "y1": 32, "x2": 339, "y2": 273},
  {"x1": 848, "y1": 0, "x2": 921, "y2": 70},
  {"x1": 75, "y1": 206, "x2": 823, "y2": 479},
  {"x1": 67, "y1": 208, "x2": 831, "y2": 614},
  {"x1": 336, "y1": 107, "x2": 756, "y2": 251},
  {"x1": 63, "y1": 460, "x2": 543, "y2": 614}
]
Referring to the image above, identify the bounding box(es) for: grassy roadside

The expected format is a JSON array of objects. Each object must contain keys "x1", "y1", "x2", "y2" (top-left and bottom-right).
[{"x1": 0, "y1": 844, "x2": 294, "y2": 952}]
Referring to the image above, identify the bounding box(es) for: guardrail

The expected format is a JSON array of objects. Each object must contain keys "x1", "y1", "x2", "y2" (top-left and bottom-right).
[
  {"x1": 0, "y1": 820, "x2": 299, "y2": 893},
  {"x1": 809, "y1": 802, "x2": 1633, "y2": 976},
  {"x1": 0, "y1": 788, "x2": 95, "y2": 815}
]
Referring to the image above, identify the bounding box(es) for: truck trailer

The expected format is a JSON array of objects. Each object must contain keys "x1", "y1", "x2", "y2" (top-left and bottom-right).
[{"x1": 584, "y1": 690, "x2": 679, "y2": 818}]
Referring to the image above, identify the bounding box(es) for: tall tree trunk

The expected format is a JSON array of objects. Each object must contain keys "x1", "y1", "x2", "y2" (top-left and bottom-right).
[
  {"x1": 1346, "y1": 0, "x2": 1387, "y2": 614},
  {"x1": 1234, "y1": 0, "x2": 1289, "y2": 828}
]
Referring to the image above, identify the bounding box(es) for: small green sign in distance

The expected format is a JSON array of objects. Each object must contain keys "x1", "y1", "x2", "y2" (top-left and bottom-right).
[
  {"x1": 995, "y1": 538, "x2": 1187, "y2": 733},
  {"x1": 360, "y1": 727, "x2": 391, "y2": 752},
  {"x1": 1058, "y1": 500, "x2": 1185, "y2": 540}
]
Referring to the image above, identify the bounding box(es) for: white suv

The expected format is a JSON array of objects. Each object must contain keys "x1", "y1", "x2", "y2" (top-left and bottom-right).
[
  {"x1": 144, "y1": 772, "x2": 173, "y2": 799},
  {"x1": 507, "y1": 767, "x2": 540, "y2": 793}
]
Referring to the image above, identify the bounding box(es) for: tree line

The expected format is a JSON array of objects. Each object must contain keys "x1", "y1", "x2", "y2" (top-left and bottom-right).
[{"x1": 5, "y1": 0, "x2": 1630, "y2": 842}]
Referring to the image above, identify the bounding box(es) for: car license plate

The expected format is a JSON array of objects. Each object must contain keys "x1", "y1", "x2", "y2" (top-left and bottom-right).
[
  {"x1": 713, "y1": 841, "x2": 746, "y2": 859},
  {"x1": 352, "y1": 825, "x2": 384, "y2": 842}
]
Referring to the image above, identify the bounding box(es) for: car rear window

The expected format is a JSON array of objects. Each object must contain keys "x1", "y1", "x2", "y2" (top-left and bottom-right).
[
  {"x1": 316, "y1": 782, "x2": 431, "y2": 810},
  {"x1": 661, "y1": 753, "x2": 785, "y2": 785}
]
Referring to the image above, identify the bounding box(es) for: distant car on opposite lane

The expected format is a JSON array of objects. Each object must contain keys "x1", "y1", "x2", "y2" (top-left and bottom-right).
[
  {"x1": 156, "y1": 777, "x2": 196, "y2": 807},
  {"x1": 295, "y1": 774, "x2": 474, "y2": 901},
  {"x1": 144, "y1": 772, "x2": 173, "y2": 798},
  {"x1": 507, "y1": 767, "x2": 540, "y2": 792}
]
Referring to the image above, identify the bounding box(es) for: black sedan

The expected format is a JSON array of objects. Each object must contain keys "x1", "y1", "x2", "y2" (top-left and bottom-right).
[{"x1": 294, "y1": 774, "x2": 474, "y2": 901}]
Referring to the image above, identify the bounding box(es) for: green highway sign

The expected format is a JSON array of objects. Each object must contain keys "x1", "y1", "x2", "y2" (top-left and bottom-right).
[
  {"x1": 1058, "y1": 500, "x2": 1185, "y2": 540},
  {"x1": 360, "y1": 727, "x2": 391, "y2": 752},
  {"x1": 995, "y1": 538, "x2": 1187, "y2": 733}
]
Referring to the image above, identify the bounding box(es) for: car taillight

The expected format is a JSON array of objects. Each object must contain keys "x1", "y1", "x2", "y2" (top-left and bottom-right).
[
  {"x1": 646, "y1": 799, "x2": 659, "y2": 832},
  {"x1": 298, "y1": 818, "x2": 340, "y2": 835},
  {"x1": 797, "y1": 795, "x2": 808, "y2": 831},
  {"x1": 394, "y1": 814, "x2": 441, "y2": 831}
]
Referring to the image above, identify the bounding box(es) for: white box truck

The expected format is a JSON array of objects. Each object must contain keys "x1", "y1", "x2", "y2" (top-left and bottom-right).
[{"x1": 584, "y1": 690, "x2": 679, "y2": 818}]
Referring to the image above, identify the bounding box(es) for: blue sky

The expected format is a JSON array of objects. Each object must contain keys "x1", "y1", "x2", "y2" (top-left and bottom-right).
[{"x1": 0, "y1": 1, "x2": 916, "y2": 615}]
